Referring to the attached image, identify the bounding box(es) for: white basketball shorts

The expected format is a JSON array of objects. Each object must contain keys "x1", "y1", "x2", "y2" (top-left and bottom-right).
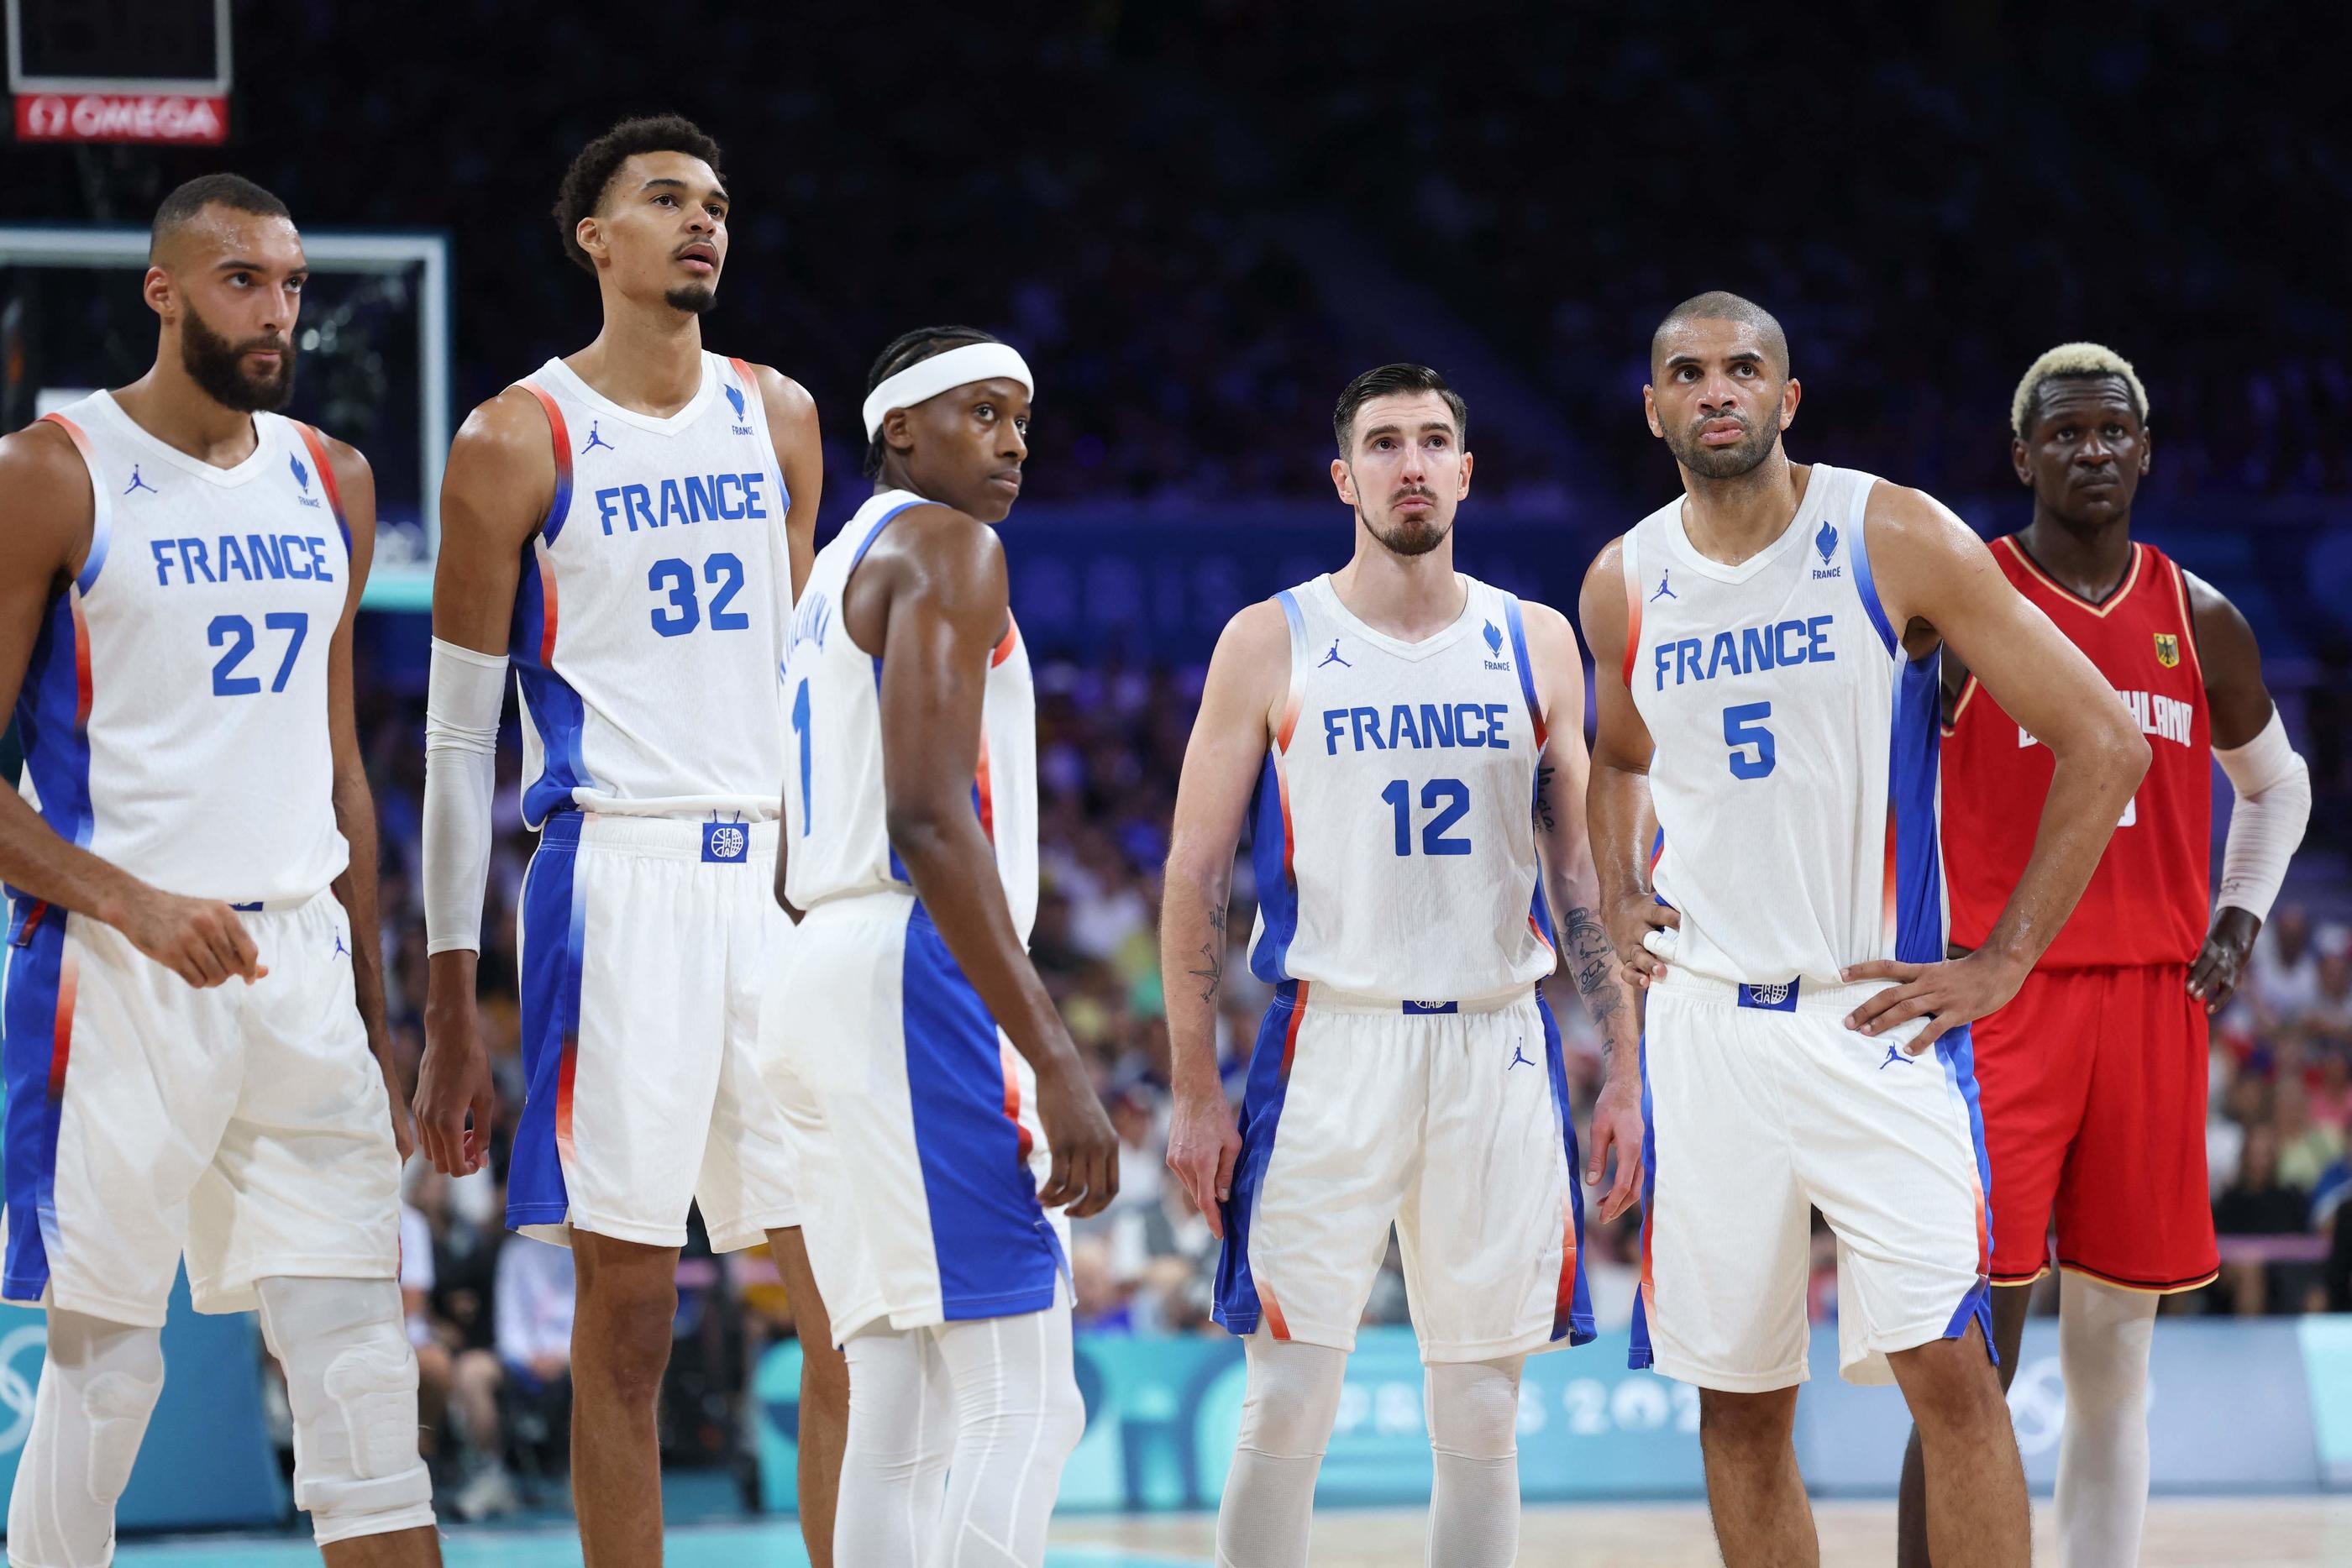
[
  {"x1": 761, "y1": 889, "x2": 1063, "y2": 1345},
  {"x1": 1215, "y1": 982, "x2": 1595, "y2": 1362},
  {"x1": 1, "y1": 889, "x2": 399, "y2": 1326},
  {"x1": 1630, "y1": 968, "x2": 1994, "y2": 1389},
  {"x1": 507, "y1": 811, "x2": 800, "y2": 1251}
]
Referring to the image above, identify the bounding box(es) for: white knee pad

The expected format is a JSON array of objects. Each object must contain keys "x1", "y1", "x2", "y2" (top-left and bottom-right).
[
  {"x1": 1425, "y1": 1356, "x2": 1525, "y2": 1460},
  {"x1": 254, "y1": 1277, "x2": 436, "y2": 1546},
  {"x1": 1236, "y1": 1335, "x2": 1349, "y2": 1460},
  {"x1": 5, "y1": 1310, "x2": 164, "y2": 1568}
]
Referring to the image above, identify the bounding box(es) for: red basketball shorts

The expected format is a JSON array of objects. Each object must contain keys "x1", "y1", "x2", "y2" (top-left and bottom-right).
[{"x1": 1974, "y1": 963, "x2": 2219, "y2": 1293}]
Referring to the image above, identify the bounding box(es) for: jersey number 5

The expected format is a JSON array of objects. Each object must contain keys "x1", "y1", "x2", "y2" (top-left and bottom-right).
[
  {"x1": 1381, "y1": 778, "x2": 1473, "y2": 857},
  {"x1": 1723, "y1": 700, "x2": 1776, "y2": 780}
]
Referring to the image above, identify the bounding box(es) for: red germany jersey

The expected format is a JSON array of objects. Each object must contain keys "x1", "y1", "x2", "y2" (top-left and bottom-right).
[{"x1": 1942, "y1": 537, "x2": 2211, "y2": 968}]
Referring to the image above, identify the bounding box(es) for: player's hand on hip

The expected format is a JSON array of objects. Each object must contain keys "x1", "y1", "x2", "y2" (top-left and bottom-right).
[
  {"x1": 1841, "y1": 951, "x2": 2026, "y2": 1055},
  {"x1": 1165, "y1": 1079, "x2": 1242, "y2": 1240},
  {"x1": 414, "y1": 1009, "x2": 496, "y2": 1177},
  {"x1": 1033, "y1": 1054, "x2": 1121, "y2": 1220},
  {"x1": 1584, "y1": 1072, "x2": 1645, "y2": 1225},
  {"x1": 1604, "y1": 893, "x2": 1679, "y2": 987},
  {"x1": 123, "y1": 891, "x2": 267, "y2": 989},
  {"x1": 2188, "y1": 907, "x2": 2261, "y2": 1015}
]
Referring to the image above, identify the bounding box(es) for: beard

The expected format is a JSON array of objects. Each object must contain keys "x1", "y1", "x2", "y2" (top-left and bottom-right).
[
  {"x1": 664, "y1": 284, "x2": 717, "y2": 315},
  {"x1": 180, "y1": 302, "x2": 296, "y2": 412},
  {"x1": 1664, "y1": 409, "x2": 1779, "y2": 480},
  {"x1": 1365, "y1": 493, "x2": 1453, "y2": 557}
]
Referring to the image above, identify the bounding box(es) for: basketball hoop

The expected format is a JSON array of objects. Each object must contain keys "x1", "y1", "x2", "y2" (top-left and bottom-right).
[{"x1": 8, "y1": 0, "x2": 231, "y2": 145}]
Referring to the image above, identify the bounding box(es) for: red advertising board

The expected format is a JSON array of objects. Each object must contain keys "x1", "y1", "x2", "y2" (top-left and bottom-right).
[{"x1": 13, "y1": 93, "x2": 228, "y2": 144}]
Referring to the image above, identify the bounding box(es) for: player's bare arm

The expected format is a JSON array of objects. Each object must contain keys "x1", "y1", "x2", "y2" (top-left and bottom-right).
[
  {"x1": 1845, "y1": 485, "x2": 2150, "y2": 1047},
  {"x1": 1158, "y1": 599, "x2": 1288, "y2": 1237},
  {"x1": 2183, "y1": 570, "x2": 2307, "y2": 1011},
  {"x1": 0, "y1": 422, "x2": 263, "y2": 989},
  {"x1": 1578, "y1": 537, "x2": 1679, "y2": 986},
  {"x1": 1521, "y1": 599, "x2": 1645, "y2": 1223},
  {"x1": 413, "y1": 387, "x2": 554, "y2": 1177},
  {"x1": 853, "y1": 503, "x2": 1120, "y2": 1218},
  {"x1": 314, "y1": 434, "x2": 413, "y2": 1162},
  {"x1": 744, "y1": 361, "x2": 822, "y2": 601}
]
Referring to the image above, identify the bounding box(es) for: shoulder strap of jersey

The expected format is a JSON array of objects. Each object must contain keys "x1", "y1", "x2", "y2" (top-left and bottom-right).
[
  {"x1": 291, "y1": 422, "x2": 351, "y2": 552},
  {"x1": 1617, "y1": 528, "x2": 1643, "y2": 690},
  {"x1": 1272, "y1": 586, "x2": 1310, "y2": 753},
  {"x1": 2158, "y1": 545, "x2": 2207, "y2": 685},
  {"x1": 1498, "y1": 591, "x2": 1546, "y2": 751},
  {"x1": 36, "y1": 411, "x2": 112, "y2": 595},
  {"x1": 1843, "y1": 475, "x2": 1900, "y2": 658},
  {"x1": 515, "y1": 380, "x2": 575, "y2": 543}
]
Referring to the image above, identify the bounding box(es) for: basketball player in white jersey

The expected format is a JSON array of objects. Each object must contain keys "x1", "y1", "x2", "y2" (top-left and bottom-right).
[
  {"x1": 1160, "y1": 364, "x2": 1644, "y2": 1568},
  {"x1": 0, "y1": 176, "x2": 438, "y2": 1565},
  {"x1": 768, "y1": 326, "x2": 1118, "y2": 1566},
  {"x1": 1582, "y1": 292, "x2": 2150, "y2": 1568},
  {"x1": 409, "y1": 117, "x2": 830, "y2": 1565}
]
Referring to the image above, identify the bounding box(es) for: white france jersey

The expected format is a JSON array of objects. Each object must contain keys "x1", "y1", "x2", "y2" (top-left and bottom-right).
[
  {"x1": 782, "y1": 490, "x2": 1039, "y2": 937},
  {"x1": 1620, "y1": 463, "x2": 1945, "y2": 989},
  {"x1": 1247, "y1": 573, "x2": 1556, "y2": 1004},
  {"x1": 509, "y1": 353, "x2": 791, "y2": 827},
  {"x1": 15, "y1": 392, "x2": 350, "y2": 905}
]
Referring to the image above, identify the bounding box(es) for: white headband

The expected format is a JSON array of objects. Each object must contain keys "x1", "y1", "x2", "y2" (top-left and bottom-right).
[{"x1": 862, "y1": 342, "x2": 1033, "y2": 440}]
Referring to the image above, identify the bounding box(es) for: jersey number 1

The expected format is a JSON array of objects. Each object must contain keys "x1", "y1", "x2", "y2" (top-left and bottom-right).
[
  {"x1": 791, "y1": 678, "x2": 812, "y2": 835},
  {"x1": 1382, "y1": 778, "x2": 1473, "y2": 857}
]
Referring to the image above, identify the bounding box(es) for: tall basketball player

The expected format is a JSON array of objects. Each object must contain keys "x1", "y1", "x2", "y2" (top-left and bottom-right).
[
  {"x1": 1895, "y1": 343, "x2": 2310, "y2": 1568},
  {"x1": 768, "y1": 326, "x2": 1117, "y2": 1566},
  {"x1": 409, "y1": 117, "x2": 832, "y2": 1565},
  {"x1": 1161, "y1": 363, "x2": 1643, "y2": 1568},
  {"x1": 1583, "y1": 294, "x2": 2151, "y2": 1568},
  {"x1": 0, "y1": 176, "x2": 438, "y2": 1565}
]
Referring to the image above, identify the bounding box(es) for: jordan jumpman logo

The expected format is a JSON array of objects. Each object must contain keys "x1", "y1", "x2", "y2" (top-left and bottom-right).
[
  {"x1": 1507, "y1": 1042, "x2": 1536, "y2": 1071},
  {"x1": 1880, "y1": 1043, "x2": 1912, "y2": 1069},
  {"x1": 332, "y1": 930, "x2": 349, "y2": 959},
  {"x1": 1651, "y1": 569, "x2": 1677, "y2": 601},
  {"x1": 580, "y1": 420, "x2": 615, "y2": 454},
  {"x1": 1318, "y1": 639, "x2": 1351, "y2": 669},
  {"x1": 123, "y1": 464, "x2": 157, "y2": 496}
]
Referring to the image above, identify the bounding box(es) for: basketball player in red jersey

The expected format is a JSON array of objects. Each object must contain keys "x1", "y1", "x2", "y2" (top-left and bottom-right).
[{"x1": 1897, "y1": 344, "x2": 2311, "y2": 1567}]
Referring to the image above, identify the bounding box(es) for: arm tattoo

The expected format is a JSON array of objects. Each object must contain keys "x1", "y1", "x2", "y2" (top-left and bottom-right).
[
  {"x1": 1188, "y1": 902, "x2": 1228, "y2": 1004},
  {"x1": 1562, "y1": 905, "x2": 1623, "y2": 1061},
  {"x1": 1532, "y1": 764, "x2": 1557, "y2": 833}
]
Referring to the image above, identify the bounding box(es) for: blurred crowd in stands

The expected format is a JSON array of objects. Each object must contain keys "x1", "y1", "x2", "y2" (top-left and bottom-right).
[{"x1": 354, "y1": 638, "x2": 2349, "y2": 1507}]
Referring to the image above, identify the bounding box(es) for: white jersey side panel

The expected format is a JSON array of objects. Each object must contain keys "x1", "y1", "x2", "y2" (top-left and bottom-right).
[
  {"x1": 1245, "y1": 574, "x2": 1555, "y2": 1004},
  {"x1": 781, "y1": 490, "x2": 1038, "y2": 940},
  {"x1": 1623, "y1": 464, "x2": 1947, "y2": 988},
  {"x1": 16, "y1": 393, "x2": 350, "y2": 904},
  {"x1": 509, "y1": 353, "x2": 791, "y2": 826}
]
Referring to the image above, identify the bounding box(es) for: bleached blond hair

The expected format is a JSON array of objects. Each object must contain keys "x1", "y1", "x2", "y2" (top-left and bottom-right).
[{"x1": 2011, "y1": 342, "x2": 2149, "y2": 437}]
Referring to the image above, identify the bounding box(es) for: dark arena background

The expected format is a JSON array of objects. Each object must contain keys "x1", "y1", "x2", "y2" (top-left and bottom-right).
[{"x1": 3, "y1": 3, "x2": 2349, "y2": 1563}]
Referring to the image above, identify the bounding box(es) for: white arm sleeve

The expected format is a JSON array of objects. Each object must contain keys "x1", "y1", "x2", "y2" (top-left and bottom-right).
[
  {"x1": 2214, "y1": 708, "x2": 2311, "y2": 924},
  {"x1": 423, "y1": 638, "x2": 509, "y2": 955}
]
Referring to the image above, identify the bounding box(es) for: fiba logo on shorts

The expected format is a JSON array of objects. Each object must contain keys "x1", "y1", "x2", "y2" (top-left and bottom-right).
[
  {"x1": 703, "y1": 821, "x2": 748, "y2": 863},
  {"x1": 1747, "y1": 981, "x2": 1792, "y2": 1007},
  {"x1": 1, "y1": 1324, "x2": 47, "y2": 1455}
]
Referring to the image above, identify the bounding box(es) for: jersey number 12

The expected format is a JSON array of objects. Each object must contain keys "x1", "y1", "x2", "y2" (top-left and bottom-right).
[{"x1": 1382, "y1": 778, "x2": 1472, "y2": 857}]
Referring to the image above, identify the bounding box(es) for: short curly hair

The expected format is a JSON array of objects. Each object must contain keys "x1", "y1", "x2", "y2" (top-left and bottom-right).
[{"x1": 552, "y1": 114, "x2": 724, "y2": 274}]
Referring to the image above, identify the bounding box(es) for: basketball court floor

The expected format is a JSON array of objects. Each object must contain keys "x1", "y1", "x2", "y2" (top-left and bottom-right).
[{"x1": 88, "y1": 1497, "x2": 2352, "y2": 1565}]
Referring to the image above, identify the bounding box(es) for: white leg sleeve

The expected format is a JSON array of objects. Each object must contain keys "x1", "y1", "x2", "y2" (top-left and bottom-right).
[
  {"x1": 836, "y1": 1329, "x2": 956, "y2": 1566},
  {"x1": 4, "y1": 1308, "x2": 164, "y2": 1568},
  {"x1": 1215, "y1": 1335, "x2": 1349, "y2": 1568},
  {"x1": 2055, "y1": 1276, "x2": 2156, "y2": 1568},
  {"x1": 1424, "y1": 1356, "x2": 1525, "y2": 1568},
  {"x1": 927, "y1": 1297, "x2": 1087, "y2": 1568},
  {"x1": 253, "y1": 1277, "x2": 435, "y2": 1546}
]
